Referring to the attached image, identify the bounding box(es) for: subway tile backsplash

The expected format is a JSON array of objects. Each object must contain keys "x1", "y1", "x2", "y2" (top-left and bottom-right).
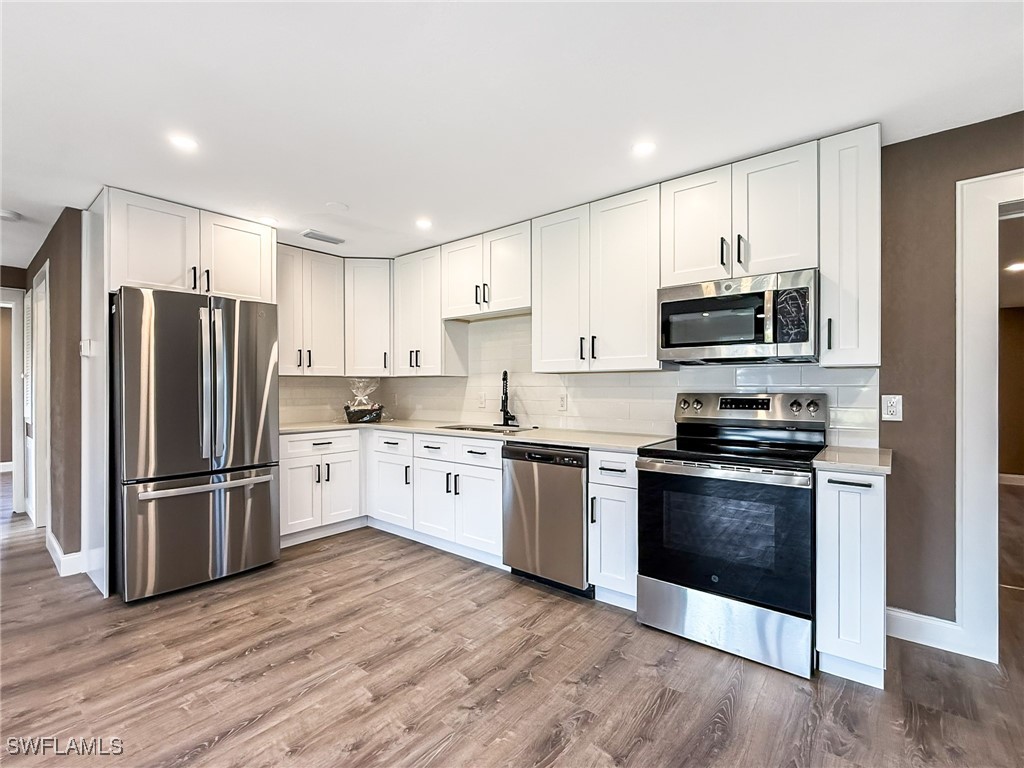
[{"x1": 281, "y1": 315, "x2": 880, "y2": 448}]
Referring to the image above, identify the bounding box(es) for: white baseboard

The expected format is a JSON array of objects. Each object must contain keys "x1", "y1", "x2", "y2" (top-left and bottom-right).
[
  {"x1": 818, "y1": 652, "x2": 885, "y2": 689},
  {"x1": 281, "y1": 517, "x2": 368, "y2": 548},
  {"x1": 594, "y1": 587, "x2": 636, "y2": 612},
  {"x1": 368, "y1": 518, "x2": 509, "y2": 571},
  {"x1": 0, "y1": 461, "x2": 12, "y2": 472},
  {"x1": 885, "y1": 606, "x2": 994, "y2": 661},
  {"x1": 46, "y1": 528, "x2": 85, "y2": 577},
  {"x1": 999, "y1": 473, "x2": 1024, "y2": 486}
]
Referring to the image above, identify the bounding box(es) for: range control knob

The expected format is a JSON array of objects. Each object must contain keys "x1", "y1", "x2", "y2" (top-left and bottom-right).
[
  {"x1": 693, "y1": 399, "x2": 703, "y2": 412},
  {"x1": 789, "y1": 400, "x2": 803, "y2": 414},
  {"x1": 679, "y1": 399, "x2": 690, "y2": 411},
  {"x1": 806, "y1": 400, "x2": 820, "y2": 415}
]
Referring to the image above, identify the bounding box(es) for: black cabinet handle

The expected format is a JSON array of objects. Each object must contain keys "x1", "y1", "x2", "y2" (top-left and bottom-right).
[
  {"x1": 446, "y1": 472, "x2": 452, "y2": 493},
  {"x1": 384, "y1": 351, "x2": 388, "y2": 369},
  {"x1": 409, "y1": 350, "x2": 414, "y2": 368},
  {"x1": 827, "y1": 478, "x2": 873, "y2": 489},
  {"x1": 298, "y1": 349, "x2": 303, "y2": 368},
  {"x1": 482, "y1": 283, "x2": 489, "y2": 303},
  {"x1": 405, "y1": 465, "x2": 411, "y2": 485},
  {"x1": 720, "y1": 237, "x2": 727, "y2": 267},
  {"x1": 827, "y1": 318, "x2": 833, "y2": 350},
  {"x1": 424, "y1": 445, "x2": 441, "y2": 450},
  {"x1": 736, "y1": 234, "x2": 744, "y2": 265},
  {"x1": 591, "y1": 336, "x2": 597, "y2": 359},
  {"x1": 600, "y1": 466, "x2": 627, "y2": 474},
  {"x1": 415, "y1": 350, "x2": 421, "y2": 368},
  {"x1": 315, "y1": 464, "x2": 321, "y2": 483},
  {"x1": 466, "y1": 450, "x2": 486, "y2": 456},
  {"x1": 204, "y1": 269, "x2": 211, "y2": 292},
  {"x1": 475, "y1": 285, "x2": 481, "y2": 305},
  {"x1": 383, "y1": 440, "x2": 399, "y2": 446},
  {"x1": 307, "y1": 350, "x2": 312, "y2": 368},
  {"x1": 312, "y1": 441, "x2": 333, "y2": 447},
  {"x1": 325, "y1": 463, "x2": 331, "y2": 482},
  {"x1": 454, "y1": 474, "x2": 460, "y2": 495},
  {"x1": 191, "y1": 266, "x2": 198, "y2": 290},
  {"x1": 579, "y1": 337, "x2": 585, "y2": 361},
  {"x1": 590, "y1": 497, "x2": 597, "y2": 524}
]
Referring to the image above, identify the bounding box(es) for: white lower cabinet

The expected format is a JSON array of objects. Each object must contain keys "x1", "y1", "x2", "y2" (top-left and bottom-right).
[
  {"x1": 367, "y1": 451, "x2": 414, "y2": 529},
  {"x1": 280, "y1": 456, "x2": 321, "y2": 535},
  {"x1": 279, "y1": 435, "x2": 361, "y2": 537},
  {"x1": 322, "y1": 451, "x2": 360, "y2": 525},
  {"x1": 816, "y1": 470, "x2": 887, "y2": 688},
  {"x1": 414, "y1": 458, "x2": 457, "y2": 540},
  {"x1": 454, "y1": 465, "x2": 502, "y2": 556},
  {"x1": 588, "y1": 476, "x2": 638, "y2": 598}
]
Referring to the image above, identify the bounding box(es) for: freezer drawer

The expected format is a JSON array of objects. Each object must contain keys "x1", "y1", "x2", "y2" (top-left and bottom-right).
[{"x1": 119, "y1": 467, "x2": 279, "y2": 601}]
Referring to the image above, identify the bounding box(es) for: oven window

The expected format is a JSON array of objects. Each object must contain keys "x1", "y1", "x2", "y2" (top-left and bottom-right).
[
  {"x1": 638, "y1": 471, "x2": 813, "y2": 618},
  {"x1": 660, "y1": 293, "x2": 765, "y2": 349}
]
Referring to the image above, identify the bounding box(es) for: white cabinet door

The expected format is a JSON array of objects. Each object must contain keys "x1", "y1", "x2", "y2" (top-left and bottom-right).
[
  {"x1": 414, "y1": 458, "x2": 456, "y2": 541},
  {"x1": 482, "y1": 222, "x2": 531, "y2": 314},
  {"x1": 280, "y1": 456, "x2": 322, "y2": 535},
  {"x1": 302, "y1": 251, "x2": 345, "y2": 376},
  {"x1": 345, "y1": 259, "x2": 392, "y2": 376},
  {"x1": 417, "y1": 246, "x2": 446, "y2": 376},
  {"x1": 200, "y1": 211, "x2": 276, "y2": 303},
  {"x1": 277, "y1": 244, "x2": 305, "y2": 375},
  {"x1": 441, "y1": 235, "x2": 484, "y2": 319},
  {"x1": 531, "y1": 205, "x2": 590, "y2": 373},
  {"x1": 322, "y1": 451, "x2": 360, "y2": 525},
  {"x1": 732, "y1": 141, "x2": 818, "y2": 277},
  {"x1": 588, "y1": 186, "x2": 661, "y2": 372},
  {"x1": 454, "y1": 465, "x2": 502, "y2": 556},
  {"x1": 369, "y1": 453, "x2": 413, "y2": 528},
  {"x1": 588, "y1": 483, "x2": 637, "y2": 596},
  {"x1": 816, "y1": 471, "x2": 886, "y2": 669},
  {"x1": 660, "y1": 166, "x2": 733, "y2": 286},
  {"x1": 393, "y1": 250, "x2": 425, "y2": 377},
  {"x1": 819, "y1": 125, "x2": 881, "y2": 367},
  {"x1": 109, "y1": 188, "x2": 200, "y2": 292}
]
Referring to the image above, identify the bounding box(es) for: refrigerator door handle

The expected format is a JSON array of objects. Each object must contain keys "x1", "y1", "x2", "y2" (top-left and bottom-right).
[
  {"x1": 199, "y1": 307, "x2": 212, "y2": 459},
  {"x1": 137, "y1": 474, "x2": 272, "y2": 500},
  {"x1": 212, "y1": 306, "x2": 227, "y2": 459}
]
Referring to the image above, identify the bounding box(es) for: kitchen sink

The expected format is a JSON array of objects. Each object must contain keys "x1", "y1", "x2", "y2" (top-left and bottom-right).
[{"x1": 438, "y1": 424, "x2": 532, "y2": 434}]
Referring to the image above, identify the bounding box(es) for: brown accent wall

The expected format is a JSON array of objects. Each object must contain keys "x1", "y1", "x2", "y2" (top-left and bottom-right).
[
  {"x1": 0, "y1": 267, "x2": 28, "y2": 290},
  {"x1": 881, "y1": 111, "x2": 1024, "y2": 620},
  {"x1": 1000, "y1": 308, "x2": 1024, "y2": 475},
  {"x1": 1, "y1": 308, "x2": 11, "y2": 463},
  {"x1": 25, "y1": 208, "x2": 82, "y2": 554}
]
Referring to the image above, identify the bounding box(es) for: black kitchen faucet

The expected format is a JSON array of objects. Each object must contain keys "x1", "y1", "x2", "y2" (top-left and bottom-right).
[{"x1": 496, "y1": 370, "x2": 518, "y2": 427}]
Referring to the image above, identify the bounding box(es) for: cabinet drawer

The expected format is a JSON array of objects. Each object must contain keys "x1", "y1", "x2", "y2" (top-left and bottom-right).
[
  {"x1": 455, "y1": 438, "x2": 503, "y2": 469},
  {"x1": 415, "y1": 434, "x2": 456, "y2": 461},
  {"x1": 281, "y1": 430, "x2": 359, "y2": 459},
  {"x1": 590, "y1": 451, "x2": 637, "y2": 488},
  {"x1": 374, "y1": 430, "x2": 413, "y2": 456}
]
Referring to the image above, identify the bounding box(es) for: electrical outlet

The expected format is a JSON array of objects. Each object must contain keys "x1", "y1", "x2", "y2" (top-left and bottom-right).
[
  {"x1": 881, "y1": 395, "x2": 903, "y2": 421},
  {"x1": 478, "y1": 392, "x2": 488, "y2": 409},
  {"x1": 558, "y1": 393, "x2": 568, "y2": 412}
]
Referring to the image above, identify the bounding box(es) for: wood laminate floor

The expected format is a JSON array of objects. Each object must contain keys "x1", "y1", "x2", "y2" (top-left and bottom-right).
[
  {"x1": 1, "y1": 472, "x2": 1022, "y2": 767},
  {"x1": 1001, "y1": 482, "x2": 1024, "y2": 590}
]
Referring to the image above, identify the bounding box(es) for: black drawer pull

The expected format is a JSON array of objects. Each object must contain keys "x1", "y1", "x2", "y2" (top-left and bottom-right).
[
  {"x1": 383, "y1": 440, "x2": 400, "y2": 446},
  {"x1": 424, "y1": 445, "x2": 442, "y2": 450},
  {"x1": 312, "y1": 441, "x2": 333, "y2": 446},
  {"x1": 827, "y1": 478, "x2": 873, "y2": 489},
  {"x1": 600, "y1": 466, "x2": 627, "y2": 473},
  {"x1": 466, "y1": 450, "x2": 487, "y2": 456}
]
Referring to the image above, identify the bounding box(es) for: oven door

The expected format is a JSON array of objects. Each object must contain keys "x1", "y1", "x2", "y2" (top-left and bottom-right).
[{"x1": 636, "y1": 459, "x2": 814, "y2": 618}]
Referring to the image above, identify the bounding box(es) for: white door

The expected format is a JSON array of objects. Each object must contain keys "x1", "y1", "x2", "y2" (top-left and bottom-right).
[
  {"x1": 280, "y1": 456, "x2": 322, "y2": 535},
  {"x1": 732, "y1": 141, "x2": 819, "y2": 277},
  {"x1": 200, "y1": 211, "x2": 275, "y2": 302},
  {"x1": 413, "y1": 458, "x2": 456, "y2": 541},
  {"x1": 345, "y1": 259, "x2": 392, "y2": 376},
  {"x1": 482, "y1": 222, "x2": 531, "y2": 314},
  {"x1": 454, "y1": 465, "x2": 502, "y2": 556},
  {"x1": 322, "y1": 451, "x2": 361, "y2": 525},
  {"x1": 819, "y1": 125, "x2": 882, "y2": 367},
  {"x1": 31, "y1": 270, "x2": 49, "y2": 530},
  {"x1": 441, "y1": 235, "x2": 484, "y2": 319},
  {"x1": 108, "y1": 188, "x2": 200, "y2": 292},
  {"x1": 277, "y1": 244, "x2": 305, "y2": 375},
  {"x1": 302, "y1": 251, "x2": 345, "y2": 376},
  {"x1": 660, "y1": 166, "x2": 733, "y2": 286},
  {"x1": 588, "y1": 186, "x2": 661, "y2": 372},
  {"x1": 393, "y1": 250, "x2": 424, "y2": 377},
  {"x1": 22, "y1": 289, "x2": 33, "y2": 521},
  {"x1": 369, "y1": 453, "x2": 413, "y2": 528},
  {"x1": 531, "y1": 205, "x2": 590, "y2": 373},
  {"x1": 816, "y1": 472, "x2": 886, "y2": 669},
  {"x1": 417, "y1": 246, "x2": 445, "y2": 376},
  {"x1": 588, "y1": 483, "x2": 638, "y2": 596}
]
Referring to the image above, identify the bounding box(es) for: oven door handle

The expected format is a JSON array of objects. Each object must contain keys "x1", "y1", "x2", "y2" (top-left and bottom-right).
[{"x1": 635, "y1": 458, "x2": 812, "y2": 488}]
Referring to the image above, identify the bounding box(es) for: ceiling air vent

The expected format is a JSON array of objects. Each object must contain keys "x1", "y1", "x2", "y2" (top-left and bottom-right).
[{"x1": 300, "y1": 229, "x2": 345, "y2": 245}]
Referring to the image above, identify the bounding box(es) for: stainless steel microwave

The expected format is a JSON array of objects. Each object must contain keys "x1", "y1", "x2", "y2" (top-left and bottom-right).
[{"x1": 657, "y1": 269, "x2": 818, "y2": 364}]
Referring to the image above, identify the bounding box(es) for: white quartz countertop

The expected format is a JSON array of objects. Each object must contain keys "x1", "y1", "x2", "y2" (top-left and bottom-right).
[
  {"x1": 813, "y1": 446, "x2": 893, "y2": 476},
  {"x1": 279, "y1": 419, "x2": 667, "y2": 453}
]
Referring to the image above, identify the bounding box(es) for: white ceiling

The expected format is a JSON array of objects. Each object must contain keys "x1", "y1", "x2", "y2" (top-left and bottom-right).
[{"x1": 3, "y1": 2, "x2": 1022, "y2": 268}]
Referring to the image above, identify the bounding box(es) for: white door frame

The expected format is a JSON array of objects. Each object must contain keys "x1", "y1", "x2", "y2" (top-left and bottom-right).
[
  {"x1": 889, "y1": 168, "x2": 1024, "y2": 662},
  {"x1": 31, "y1": 264, "x2": 50, "y2": 530},
  {"x1": 0, "y1": 287, "x2": 26, "y2": 511}
]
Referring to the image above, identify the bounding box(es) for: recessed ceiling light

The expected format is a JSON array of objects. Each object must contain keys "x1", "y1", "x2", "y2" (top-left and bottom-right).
[
  {"x1": 168, "y1": 133, "x2": 198, "y2": 152},
  {"x1": 1006, "y1": 262, "x2": 1024, "y2": 272},
  {"x1": 0, "y1": 209, "x2": 24, "y2": 222},
  {"x1": 632, "y1": 141, "x2": 657, "y2": 158},
  {"x1": 325, "y1": 201, "x2": 351, "y2": 212},
  {"x1": 258, "y1": 216, "x2": 278, "y2": 227},
  {"x1": 415, "y1": 218, "x2": 432, "y2": 231}
]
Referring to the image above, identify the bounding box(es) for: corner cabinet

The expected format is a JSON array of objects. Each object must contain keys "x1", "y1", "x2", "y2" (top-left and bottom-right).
[
  {"x1": 277, "y1": 245, "x2": 345, "y2": 377},
  {"x1": 818, "y1": 125, "x2": 882, "y2": 367},
  {"x1": 344, "y1": 259, "x2": 392, "y2": 376},
  {"x1": 816, "y1": 469, "x2": 887, "y2": 689},
  {"x1": 532, "y1": 187, "x2": 660, "y2": 373}
]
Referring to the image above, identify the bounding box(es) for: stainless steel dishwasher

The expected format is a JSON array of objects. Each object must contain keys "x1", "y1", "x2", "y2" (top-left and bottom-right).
[{"x1": 501, "y1": 442, "x2": 593, "y2": 597}]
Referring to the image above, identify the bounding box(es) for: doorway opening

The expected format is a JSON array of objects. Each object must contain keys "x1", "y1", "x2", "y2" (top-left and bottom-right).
[
  {"x1": 0, "y1": 287, "x2": 26, "y2": 524},
  {"x1": 29, "y1": 264, "x2": 50, "y2": 532}
]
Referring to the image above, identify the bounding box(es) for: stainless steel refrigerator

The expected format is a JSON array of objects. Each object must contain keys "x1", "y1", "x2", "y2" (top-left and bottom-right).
[{"x1": 111, "y1": 287, "x2": 280, "y2": 601}]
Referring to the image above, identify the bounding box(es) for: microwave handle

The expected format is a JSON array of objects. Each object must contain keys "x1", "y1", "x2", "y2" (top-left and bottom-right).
[{"x1": 763, "y1": 290, "x2": 775, "y2": 344}]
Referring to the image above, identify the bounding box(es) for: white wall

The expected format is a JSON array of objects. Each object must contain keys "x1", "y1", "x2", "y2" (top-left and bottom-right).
[{"x1": 282, "y1": 315, "x2": 879, "y2": 447}]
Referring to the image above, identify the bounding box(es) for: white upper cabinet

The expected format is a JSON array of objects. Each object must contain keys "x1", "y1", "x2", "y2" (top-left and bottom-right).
[
  {"x1": 277, "y1": 245, "x2": 305, "y2": 376},
  {"x1": 482, "y1": 222, "x2": 531, "y2": 315},
  {"x1": 393, "y1": 249, "x2": 425, "y2": 377},
  {"x1": 441, "y1": 235, "x2": 484, "y2": 318},
  {"x1": 661, "y1": 166, "x2": 733, "y2": 286},
  {"x1": 819, "y1": 125, "x2": 881, "y2": 368},
  {"x1": 345, "y1": 259, "x2": 392, "y2": 376},
  {"x1": 303, "y1": 251, "x2": 346, "y2": 376},
  {"x1": 588, "y1": 186, "x2": 660, "y2": 372},
  {"x1": 109, "y1": 189, "x2": 200, "y2": 293},
  {"x1": 200, "y1": 211, "x2": 276, "y2": 303},
  {"x1": 532, "y1": 205, "x2": 590, "y2": 373},
  {"x1": 732, "y1": 141, "x2": 819, "y2": 277}
]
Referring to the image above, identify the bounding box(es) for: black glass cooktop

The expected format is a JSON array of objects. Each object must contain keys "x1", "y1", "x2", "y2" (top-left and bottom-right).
[{"x1": 639, "y1": 435, "x2": 824, "y2": 471}]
